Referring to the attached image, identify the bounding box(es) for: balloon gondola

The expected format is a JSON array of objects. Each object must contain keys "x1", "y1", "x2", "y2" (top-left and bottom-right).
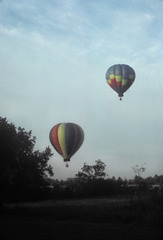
[
  {"x1": 105, "y1": 64, "x2": 135, "y2": 100},
  {"x1": 49, "y1": 122, "x2": 84, "y2": 167}
]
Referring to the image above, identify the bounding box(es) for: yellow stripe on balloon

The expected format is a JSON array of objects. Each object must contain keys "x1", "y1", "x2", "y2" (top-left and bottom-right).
[
  {"x1": 108, "y1": 79, "x2": 112, "y2": 84},
  {"x1": 58, "y1": 123, "x2": 67, "y2": 158},
  {"x1": 116, "y1": 75, "x2": 122, "y2": 82},
  {"x1": 122, "y1": 79, "x2": 128, "y2": 86},
  {"x1": 109, "y1": 74, "x2": 115, "y2": 79}
]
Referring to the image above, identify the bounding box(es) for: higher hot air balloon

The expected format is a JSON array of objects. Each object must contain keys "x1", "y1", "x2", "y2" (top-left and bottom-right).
[
  {"x1": 49, "y1": 123, "x2": 84, "y2": 167},
  {"x1": 106, "y1": 64, "x2": 135, "y2": 100}
]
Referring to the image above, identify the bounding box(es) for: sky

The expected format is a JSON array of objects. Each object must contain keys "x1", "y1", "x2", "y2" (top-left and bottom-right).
[{"x1": 0, "y1": 0, "x2": 163, "y2": 180}]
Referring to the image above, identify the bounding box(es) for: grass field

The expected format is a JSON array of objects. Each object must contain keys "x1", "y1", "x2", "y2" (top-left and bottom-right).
[{"x1": 1, "y1": 196, "x2": 163, "y2": 240}]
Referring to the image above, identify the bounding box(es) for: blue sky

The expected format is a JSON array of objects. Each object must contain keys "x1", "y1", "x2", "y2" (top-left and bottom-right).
[{"x1": 0, "y1": 0, "x2": 163, "y2": 180}]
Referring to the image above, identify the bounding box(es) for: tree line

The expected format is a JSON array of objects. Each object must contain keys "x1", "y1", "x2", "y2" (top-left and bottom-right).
[
  {"x1": 50, "y1": 163, "x2": 163, "y2": 200},
  {"x1": 0, "y1": 117, "x2": 163, "y2": 203}
]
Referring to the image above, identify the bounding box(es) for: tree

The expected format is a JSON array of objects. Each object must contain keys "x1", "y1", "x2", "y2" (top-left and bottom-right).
[
  {"x1": 132, "y1": 164, "x2": 146, "y2": 178},
  {"x1": 76, "y1": 159, "x2": 106, "y2": 180},
  {"x1": 0, "y1": 117, "x2": 54, "y2": 201},
  {"x1": 132, "y1": 163, "x2": 147, "y2": 193}
]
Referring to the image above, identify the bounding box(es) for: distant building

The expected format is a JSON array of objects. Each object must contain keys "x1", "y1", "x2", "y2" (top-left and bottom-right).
[{"x1": 149, "y1": 184, "x2": 163, "y2": 191}]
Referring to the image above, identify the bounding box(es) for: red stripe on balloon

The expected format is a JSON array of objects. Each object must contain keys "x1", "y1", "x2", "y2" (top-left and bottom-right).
[{"x1": 51, "y1": 124, "x2": 63, "y2": 155}]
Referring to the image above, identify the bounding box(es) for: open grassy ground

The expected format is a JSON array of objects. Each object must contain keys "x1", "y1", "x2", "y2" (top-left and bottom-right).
[{"x1": 1, "y1": 197, "x2": 163, "y2": 240}]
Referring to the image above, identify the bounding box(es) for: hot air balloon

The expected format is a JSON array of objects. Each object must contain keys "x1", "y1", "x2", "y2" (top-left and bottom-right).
[
  {"x1": 106, "y1": 64, "x2": 135, "y2": 100},
  {"x1": 49, "y1": 123, "x2": 84, "y2": 167}
]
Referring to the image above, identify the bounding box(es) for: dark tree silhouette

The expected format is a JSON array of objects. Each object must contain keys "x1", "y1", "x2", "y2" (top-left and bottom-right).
[
  {"x1": 76, "y1": 159, "x2": 106, "y2": 180},
  {"x1": 0, "y1": 117, "x2": 54, "y2": 202}
]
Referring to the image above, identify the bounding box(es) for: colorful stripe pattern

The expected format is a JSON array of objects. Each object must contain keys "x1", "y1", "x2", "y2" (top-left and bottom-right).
[
  {"x1": 106, "y1": 64, "x2": 135, "y2": 99},
  {"x1": 49, "y1": 123, "x2": 84, "y2": 162}
]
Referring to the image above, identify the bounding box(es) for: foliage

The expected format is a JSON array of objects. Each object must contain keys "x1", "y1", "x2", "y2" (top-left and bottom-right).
[
  {"x1": 0, "y1": 117, "x2": 53, "y2": 202},
  {"x1": 75, "y1": 159, "x2": 106, "y2": 180},
  {"x1": 49, "y1": 174, "x2": 163, "y2": 200},
  {"x1": 132, "y1": 163, "x2": 146, "y2": 177}
]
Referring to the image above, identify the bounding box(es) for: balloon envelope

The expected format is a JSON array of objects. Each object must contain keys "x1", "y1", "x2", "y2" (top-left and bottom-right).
[
  {"x1": 106, "y1": 64, "x2": 135, "y2": 100},
  {"x1": 49, "y1": 123, "x2": 84, "y2": 162}
]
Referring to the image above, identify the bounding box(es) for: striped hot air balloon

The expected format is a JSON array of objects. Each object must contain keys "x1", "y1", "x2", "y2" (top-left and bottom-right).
[
  {"x1": 49, "y1": 123, "x2": 84, "y2": 166},
  {"x1": 106, "y1": 64, "x2": 135, "y2": 100}
]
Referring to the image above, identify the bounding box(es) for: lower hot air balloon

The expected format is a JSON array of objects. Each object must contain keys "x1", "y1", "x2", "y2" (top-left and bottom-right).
[
  {"x1": 49, "y1": 122, "x2": 84, "y2": 167},
  {"x1": 106, "y1": 64, "x2": 135, "y2": 100}
]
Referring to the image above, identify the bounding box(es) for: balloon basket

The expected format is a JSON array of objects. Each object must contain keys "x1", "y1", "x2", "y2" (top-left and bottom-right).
[{"x1": 65, "y1": 162, "x2": 69, "y2": 168}]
